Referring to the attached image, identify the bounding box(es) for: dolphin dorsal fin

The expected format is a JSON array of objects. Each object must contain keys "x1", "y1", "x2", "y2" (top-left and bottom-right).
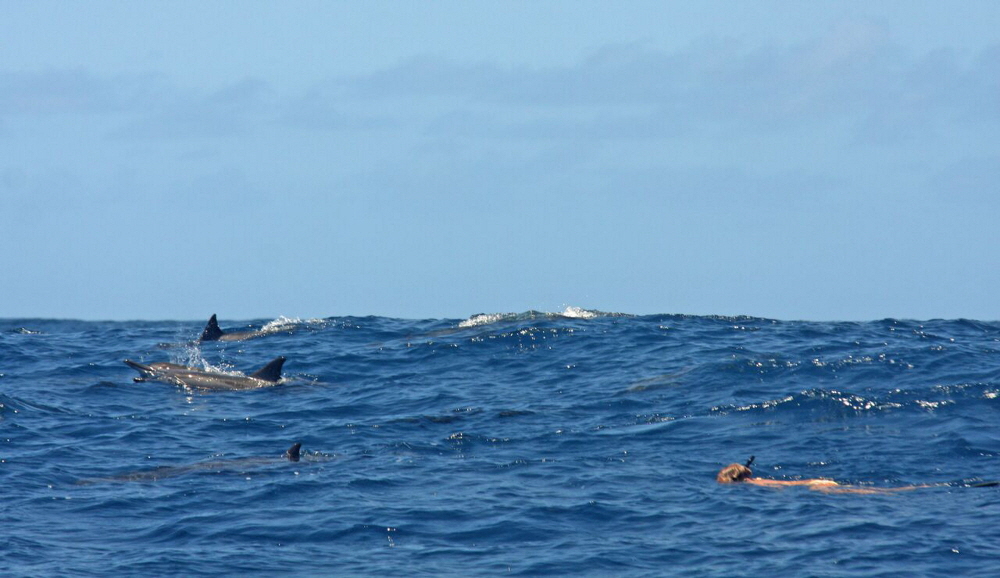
[
  {"x1": 251, "y1": 356, "x2": 286, "y2": 382},
  {"x1": 285, "y1": 442, "x2": 302, "y2": 462},
  {"x1": 200, "y1": 314, "x2": 224, "y2": 341}
]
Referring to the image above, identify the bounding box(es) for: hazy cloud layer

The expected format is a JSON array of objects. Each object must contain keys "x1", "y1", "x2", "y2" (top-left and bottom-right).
[
  {"x1": 326, "y1": 26, "x2": 999, "y2": 136},
  {"x1": 4, "y1": 23, "x2": 996, "y2": 144}
]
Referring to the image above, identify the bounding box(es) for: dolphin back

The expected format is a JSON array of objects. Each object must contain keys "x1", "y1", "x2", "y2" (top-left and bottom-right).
[
  {"x1": 200, "y1": 314, "x2": 224, "y2": 341},
  {"x1": 250, "y1": 356, "x2": 286, "y2": 382}
]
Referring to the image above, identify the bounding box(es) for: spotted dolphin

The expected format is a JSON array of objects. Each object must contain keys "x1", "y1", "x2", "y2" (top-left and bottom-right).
[
  {"x1": 199, "y1": 314, "x2": 281, "y2": 342},
  {"x1": 124, "y1": 356, "x2": 286, "y2": 390},
  {"x1": 79, "y1": 443, "x2": 302, "y2": 484}
]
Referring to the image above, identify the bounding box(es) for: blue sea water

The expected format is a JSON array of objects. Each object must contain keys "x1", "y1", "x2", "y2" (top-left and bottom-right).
[{"x1": 2, "y1": 310, "x2": 999, "y2": 576}]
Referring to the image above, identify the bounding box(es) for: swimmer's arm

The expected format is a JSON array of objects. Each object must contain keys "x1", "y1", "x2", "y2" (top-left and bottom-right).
[
  {"x1": 747, "y1": 479, "x2": 914, "y2": 494},
  {"x1": 747, "y1": 478, "x2": 839, "y2": 488},
  {"x1": 744, "y1": 478, "x2": 936, "y2": 493}
]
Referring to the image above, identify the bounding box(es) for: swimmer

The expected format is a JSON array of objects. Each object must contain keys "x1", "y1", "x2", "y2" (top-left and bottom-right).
[{"x1": 716, "y1": 456, "x2": 930, "y2": 494}]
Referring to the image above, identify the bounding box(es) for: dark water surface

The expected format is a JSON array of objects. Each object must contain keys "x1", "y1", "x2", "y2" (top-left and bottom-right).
[{"x1": 2, "y1": 311, "x2": 999, "y2": 576}]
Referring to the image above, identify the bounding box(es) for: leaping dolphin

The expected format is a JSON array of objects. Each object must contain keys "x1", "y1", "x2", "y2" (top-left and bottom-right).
[
  {"x1": 124, "y1": 356, "x2": 286, "y2": 390},
  {"x1": 79, "y1": 443, "x2": 303, "y2": 484},
  {"x1": 199, "y1": 314, "x2": 280, "y2": 342}
]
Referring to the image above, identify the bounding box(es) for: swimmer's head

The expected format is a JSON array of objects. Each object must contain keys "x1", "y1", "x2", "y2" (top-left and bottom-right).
[{"x1": 717, "y1": 463, "x2": 753, "y2": 483}]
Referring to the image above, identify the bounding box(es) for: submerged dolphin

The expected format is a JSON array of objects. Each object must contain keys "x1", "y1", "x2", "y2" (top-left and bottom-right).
[
  {"x1": 200, "y1": 314, "x2": 280, "y2": 342},
  {"x1": 124, "y1": 356, "x2": 286, "y2": 390},
  {"x1": 79, "y1": 443, "x2": 302, "y2": 484}
]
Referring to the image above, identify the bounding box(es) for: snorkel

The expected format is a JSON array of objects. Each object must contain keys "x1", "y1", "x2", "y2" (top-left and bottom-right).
[{"x1": 716, "y1": 456, "x2": 757, "y2": 483}]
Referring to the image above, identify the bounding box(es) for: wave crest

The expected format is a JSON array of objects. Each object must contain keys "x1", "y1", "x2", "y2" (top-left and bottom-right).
[{"x1": 458, "y1": 306, "x2": 629, "y2": 328}]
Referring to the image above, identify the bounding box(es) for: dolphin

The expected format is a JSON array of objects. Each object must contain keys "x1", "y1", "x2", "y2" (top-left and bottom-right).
[
  {"x1": 124, "y1": 356, "x2": 286, "y2": 390},
  {"x1": 79, "y1": 443, "x2": 302, "y2": 484},
  {"x1": 199, "y1": 314, "x2": 280, "y2": 342}
]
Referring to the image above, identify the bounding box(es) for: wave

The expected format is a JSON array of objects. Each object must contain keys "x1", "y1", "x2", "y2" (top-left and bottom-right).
[
  {"x1": 458, "y1": 306, "x2": 632, "y2": 328},
  {"x1": 259, "y1": 315, "x2": 329, "y2": 333},
  {"x1": 5, "y1": 327, "x2": 42, "y2": 334}
]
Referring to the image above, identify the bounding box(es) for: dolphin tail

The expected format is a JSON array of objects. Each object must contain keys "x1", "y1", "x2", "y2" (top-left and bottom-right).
[
  {"x1": 250, "y1": 356, "x2": 286, "y2": 382},
  {"x1": 285, "y1": 442, "x2": 302, "y2": 462},
  {"x1": 200, "y1": 314, "x2": 224, "y2": 341}
]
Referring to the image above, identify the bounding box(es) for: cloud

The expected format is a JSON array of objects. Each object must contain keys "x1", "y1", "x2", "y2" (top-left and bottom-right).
[
  {"x1": 0, "y1": 69, "x2": 280, "y2": 141},
  {"x1": 277, "y1": 85, "x2": 398, "y2": 132},
  {"x1": 110, "y1": 78, "x2": 275, "y2": 140},
  {"x1": 323, "y1": 23, "x2": 998, "y2": 144},
  {"x1": 0, "y1": 69, "x2": 170, "y2": 114},
  {"x1": 423, "y1": 104, "x2": 694, "y2": 142},
  {"x1": 5, "y1": 21, "x2": 996, "y2": 148}
]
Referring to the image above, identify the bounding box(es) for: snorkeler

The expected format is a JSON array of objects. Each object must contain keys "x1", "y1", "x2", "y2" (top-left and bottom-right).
[{"x1": 716, "y1": 456, "x2": 939, "y2": 494}]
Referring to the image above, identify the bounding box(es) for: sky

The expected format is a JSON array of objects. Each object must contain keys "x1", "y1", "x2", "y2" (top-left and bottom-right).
[{"x1": 2, "y1": 1, "x2": 998, "y2": 321}]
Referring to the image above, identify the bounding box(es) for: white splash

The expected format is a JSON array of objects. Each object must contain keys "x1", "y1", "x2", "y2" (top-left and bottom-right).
[{"x1": 560, "y1": 306, "x2": 600, "y2": 319}]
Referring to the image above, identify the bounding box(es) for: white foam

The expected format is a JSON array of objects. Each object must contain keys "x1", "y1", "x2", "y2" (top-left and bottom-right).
[
  {"x1": 261, "y1": 316, "x2": 300, "y2": 332},
  {"x1": 458, "y1": 306, "x2": 618, "y2": 328},
  {"x1": 174, "y1": 345, "x2": 244, "y2": 376},
  {"x1": 560, "y1": 306, "x2": 600, "y2": 319},
  {"x1": 458, "y1": 313, "x2": 516, "y2": 328}
]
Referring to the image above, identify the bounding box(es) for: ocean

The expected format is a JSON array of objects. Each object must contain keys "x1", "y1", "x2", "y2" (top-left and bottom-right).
[{"x1": 2, "y1": 309, "x2": 999, "y2": 576}]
